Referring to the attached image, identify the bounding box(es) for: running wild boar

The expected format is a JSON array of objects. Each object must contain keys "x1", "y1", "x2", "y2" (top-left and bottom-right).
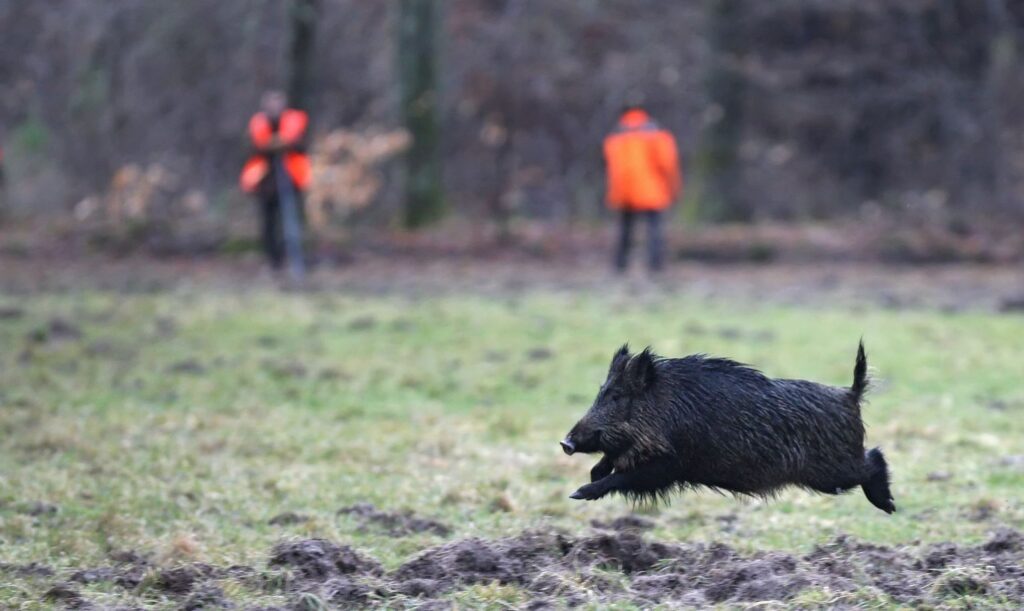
[{"x1": 561, "y1": 342, "x2": 895, "y2": 513}]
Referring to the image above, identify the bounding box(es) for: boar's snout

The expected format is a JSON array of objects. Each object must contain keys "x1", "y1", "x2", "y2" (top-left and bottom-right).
[{"x1": 562, "y1": 421, "x2": 603, "y2": 455}]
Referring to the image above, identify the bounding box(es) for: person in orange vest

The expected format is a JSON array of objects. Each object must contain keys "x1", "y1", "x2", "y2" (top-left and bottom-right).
[
  {"x1": 604, "y1": 103, "x2": 682, "y2": 272},
  {"x1": 239, "y1": 90, "x2": 312, "y2": 268}
]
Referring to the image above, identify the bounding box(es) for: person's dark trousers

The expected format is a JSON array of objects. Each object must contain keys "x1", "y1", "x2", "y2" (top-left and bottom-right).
[
  {"x1": 260, "y1": 190, "x2": 284, "y2": 269},
  {"x1": 614, "y1": 209, "x2": 665, "y2": 272},
  {"x1": 259, "y1": 184, "x2": 306, "y2": 270}
]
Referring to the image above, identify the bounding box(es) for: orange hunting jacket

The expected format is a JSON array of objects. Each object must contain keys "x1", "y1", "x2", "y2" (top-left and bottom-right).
[
  {"x1": 239, "y1": 109, "x2": 311, "y2": 193},
  {"x1": 603, "y1": 109, "x2": 681, "y2": 211}
]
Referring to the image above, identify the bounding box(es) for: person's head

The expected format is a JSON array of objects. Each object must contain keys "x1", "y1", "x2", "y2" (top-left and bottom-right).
[
  {"x1": 620, "y1": 91, "x2": 647, "y2": 117},
  {"x1": 260, "y1": 90, "x2": 287, "y2": 117},
  {"x1": 620, "y1": 104, "x2": 646, "y2": 118}
]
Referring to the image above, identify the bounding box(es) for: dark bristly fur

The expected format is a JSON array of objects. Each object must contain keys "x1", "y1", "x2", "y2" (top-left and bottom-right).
[{"x1": 562, "y1": 341, "x2": 896, "y2": 514}]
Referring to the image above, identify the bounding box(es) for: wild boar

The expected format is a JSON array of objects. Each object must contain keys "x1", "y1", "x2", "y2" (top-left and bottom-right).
[{"x1": 561, "y1": 343, "x2": 895, "y2": 513}]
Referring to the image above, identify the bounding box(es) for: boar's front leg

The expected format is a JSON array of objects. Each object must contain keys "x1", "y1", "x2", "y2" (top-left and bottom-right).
[
  {"x1": 590, "y1": 455, "x2": 614, "y2": 482},
  {"x1": 571, "y1": 458, "x2": 677, "y2": 501}
]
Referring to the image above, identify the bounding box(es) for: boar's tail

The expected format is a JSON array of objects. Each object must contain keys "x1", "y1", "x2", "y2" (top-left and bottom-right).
[{"x1": 851, "y1": 340, "x2": 868, "y2": 402}]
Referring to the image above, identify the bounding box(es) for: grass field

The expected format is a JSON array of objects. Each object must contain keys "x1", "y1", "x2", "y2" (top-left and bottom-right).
[{"x1": 1, "y1": 283, "x2": 1023, "y2": 608}]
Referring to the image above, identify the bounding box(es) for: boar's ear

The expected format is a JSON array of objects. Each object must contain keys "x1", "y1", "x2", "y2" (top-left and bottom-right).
[
  {"x1": 625, "y1": 347, "x2": 657, "y2": 392},
  {"x1": 609, "y1": 344, "x2": 631, "y2": 375}
]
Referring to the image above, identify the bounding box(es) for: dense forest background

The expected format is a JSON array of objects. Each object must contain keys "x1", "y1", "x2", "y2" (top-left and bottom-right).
[{"x1": 1, "y1": 0, "x2": 1023, "y2": 234}]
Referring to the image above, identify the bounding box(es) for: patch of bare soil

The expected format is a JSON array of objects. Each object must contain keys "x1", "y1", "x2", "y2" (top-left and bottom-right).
[
  {"x1": 267, "y1": 511, "x2": 310, "y2": 526},
  {"x1": 167, "y1": 358, "x2": 206, "y2": 375},
  {"x1": 42, "y1": 582, "x2": 88, "y2": 609},
  {"x1": 0, "y1": 562, "x2": 55, "y2": 578},
  {"x1": 0, "y1": 305, "x2": 25, "y2": 319},
  {"x1": 338, "y1": 503, "x2": 451, "y2": 537},
  {"x1": 3, "y1": 248, "x2": 1024, "y2": 314},
  {"x1": 28, "y1": 523, "x2": 1024, "y2": 608},
  {"x1": 26, "y1": 318, "x2": 82, "y2": 344}
]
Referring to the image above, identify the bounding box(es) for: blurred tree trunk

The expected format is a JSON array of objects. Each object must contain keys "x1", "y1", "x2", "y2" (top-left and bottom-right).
[
  {"x1": 287, "y1": 0, "x2": 318, "y2": 111},
  {"x1": 398, "y1": 0, "x2": 445, "y2": 229},
  {"x1": 983, "y1": 0, "x2": 1018, "y2": 213},
  {"x1": 698, "y1": 0, "x2": 748, "y2": 221}
]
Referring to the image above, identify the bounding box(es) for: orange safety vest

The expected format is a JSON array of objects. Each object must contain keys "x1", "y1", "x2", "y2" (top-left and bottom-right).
[
  {"x1": 239, "y1": 109, "x2": 312, "y2": 193},
  {"x1": 603, "y1": 109, "x2": 681, "y2": 212}
]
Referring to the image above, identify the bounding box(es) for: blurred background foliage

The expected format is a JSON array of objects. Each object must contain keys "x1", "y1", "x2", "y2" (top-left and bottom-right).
[{"x1": 1, "y1": 0, "x2": 1023, "y2": 236}]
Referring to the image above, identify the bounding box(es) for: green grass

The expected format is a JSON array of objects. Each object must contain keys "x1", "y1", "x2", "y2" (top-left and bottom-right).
[{"x1": 1, "y1": 288, "x2": 1023, "y2": 608}]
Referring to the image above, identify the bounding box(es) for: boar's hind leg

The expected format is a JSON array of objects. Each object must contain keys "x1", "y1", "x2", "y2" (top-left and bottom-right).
[
  {"x1": 571, "y1": 458, "x2": 677, "y2": 501},
  {"x1": 805, "y1": 464, "x2": 871, "y2": 496},
  {"x1": 805, "y1": 448, "x2": 895, "y2": 514},
  {"x1": 861, "y1": 447, "x2": 896, "y2": 514},
  {"x1": 590, "y1": 456, "x2": 614, "y2": 482}
]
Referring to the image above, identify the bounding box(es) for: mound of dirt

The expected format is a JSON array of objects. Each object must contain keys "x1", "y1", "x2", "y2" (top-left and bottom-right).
[
  {"x1": 0, "y1": 561, "x2": 55, "y2": 578},
  {"x1": 0, "y1": 305, "x2": 25, "y2": 320},
  {"x1": 181, "y1": 583, "x2": 230, "y2": 610},
  {"x1": 338, "y1": 503, "x2": 451, "y2": 537},
  {"x1": 27, "y1": 318, "x2": 82, "y2": 343},
  {"x1": 286, "y1": 525, "x2": 1024, "y2": 608},
  {"x1": 391, "y1": 530, "x2": 573, "y2": 588},
  {"x1": 22, "y1": 521, "x2": 1024, "y2": 608},
  {"x1": 155, "y1": 564, "x2": 220, "y2": 595},
  {"x1": 16, "y1": 501, "x2": 59, "y2": 516},
  {"x1": 268, "y1": 538, "x2": 383, "y2": 580},
  {"x1": 43, "y1": 582, "x2": 87, "y2": 608},
  {"x1": 267, "y1": 511, "x2": 309, "y2": 526},
  {"x1": 590, "y1": 514, "x2": 656, "y2": 532},
  {"x1": 167, "y1": 358, "x2": 206, "y2": 375}
]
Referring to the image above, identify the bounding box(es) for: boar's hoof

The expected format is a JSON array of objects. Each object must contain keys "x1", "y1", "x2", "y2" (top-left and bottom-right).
[{"x1": 570, "y1": 482, "x2": 605, "y2": 501}]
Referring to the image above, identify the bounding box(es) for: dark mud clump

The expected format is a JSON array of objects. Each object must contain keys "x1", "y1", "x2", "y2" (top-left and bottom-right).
[
  {"x1": 168, "y1": 359, "x2": 206, "y2": 375},
  {"x1": 0, "y1": 561, "x2": 55, "y2": 578},
  {"x1": 391, "y1": 530, "x2": 577, "y2": 590},
  {"x1": 19, "y1": 524, "x2": 1024, "y2": 608},
  {"x1": 59, "y1": 550, "x2": 154, "y2": 594},
  {"x1": 701, "y1": 553, "x2": 807, "y2": 603},
  {"x1": 69, "y1": 567, "x2": 118, "y2": 584},
  {"x1": 323, "y1": 576, "x2": 374, "y2": 605},
  {"x1": 999, "y1": 295, "x2": 1024, "y2": 312},
  {"x1": 368, "y1": 526, "x2": 1024, "y2": 607},
  {"x1": 385, "y1": 527, "x2": 684, "y2": 602},
  {"x1": 983, "y1": 527, "x2": 1023, "y2": 553},
  {"x1": 27, "y1": 318, "x2": 83, "y2": 343},
  {"x1": 155, "y1": 563, "x2": 220, "y2": 594},
  {"x1": 43, "y1": 582, "x2": 87, "y2": 608},
  {"x1": 268, "y1": 511, "x2": 310, "y2": 526},
  {"x1": 17, "y1": 500, "x2": 59, "y2": 517},
  {"x1": 182, "y1": 583, "x2": 231, "y2": 610},
  {"x1": 269, "y1": 538, "x2": 383, "y2": 580},
  {"x1": 569, "y1": 530, "x2": 678, "y2": 573},
  {"x1": 338, "y1": 503, "x2": 451, "y2": 537},
  {"x1": 525, "y1": 346, "x2": 554, "y2": 361},
  {"x1": 0, "y1": 305, "x2": 25, "y2": 320}
]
